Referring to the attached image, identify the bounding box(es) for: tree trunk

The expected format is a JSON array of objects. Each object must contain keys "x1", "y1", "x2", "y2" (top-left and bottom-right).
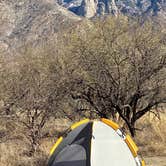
[
  {"x1": 29, "y1": 142, "x2": 38, "y2": 157},
  {"x1": 129, "y1": 120, "x2": 136, "y2": 137}
]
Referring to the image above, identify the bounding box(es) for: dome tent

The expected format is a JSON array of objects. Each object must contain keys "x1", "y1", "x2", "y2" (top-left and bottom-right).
[{"x1": 48, "y1": 119, "x2": 146, "y2": 166}]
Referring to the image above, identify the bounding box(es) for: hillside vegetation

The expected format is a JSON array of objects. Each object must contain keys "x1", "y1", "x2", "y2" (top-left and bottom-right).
[{"x1": 0, "y1": 0, "x2": 81, "y2": 54}]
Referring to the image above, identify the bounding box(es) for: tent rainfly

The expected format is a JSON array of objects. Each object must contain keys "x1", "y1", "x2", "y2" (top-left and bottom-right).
[{"x1": 48, "y1": 119, "x2": 146, "y2": 166}]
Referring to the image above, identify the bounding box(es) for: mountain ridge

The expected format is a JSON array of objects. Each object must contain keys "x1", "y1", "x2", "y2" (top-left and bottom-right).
[
  {"x1": 0, "y1": 0, "x2": 81, "y2": 54},
  {"x1": 57, "y1": 0, "x2": 166, "y2": 18},
  {"x1": 0, "y1": 0, "x2": 165, "y2": 55}
]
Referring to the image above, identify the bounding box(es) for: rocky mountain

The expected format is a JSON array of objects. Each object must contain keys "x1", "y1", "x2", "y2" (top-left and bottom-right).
[
  {"x1": 0, "y1": 0, "x2": 165, "y2": 54},
  {"x1": 57, "y1": 0, "x2": 166, "y2": 18},
  {"x1": 0, "y1": 0, "x2": 81, "y2": 54}
]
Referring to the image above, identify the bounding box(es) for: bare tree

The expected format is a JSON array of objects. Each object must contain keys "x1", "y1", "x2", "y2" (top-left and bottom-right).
[
  {"x1": 0, "y1": 48, "x2": 73, "y2": 155},
  {"x1": 66, "y1": 17, "x2": 166, "y2": 136}
]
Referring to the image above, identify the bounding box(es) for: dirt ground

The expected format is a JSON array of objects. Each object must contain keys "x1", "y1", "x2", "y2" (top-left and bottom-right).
[{"x1": 145, "y1": 156, "x2": 166, "y2": 166}]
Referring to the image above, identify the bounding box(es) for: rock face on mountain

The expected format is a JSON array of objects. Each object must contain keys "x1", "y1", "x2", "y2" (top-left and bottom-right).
[
  {"x1": 57, "y1": 0, "x2": 166, "y2": 18},
  {"x1": 0, "y1": 0, "x2": 165, "y2": 54},
  {"x1": 0, "y1": 0, "x2": 81, "y2": 54}
]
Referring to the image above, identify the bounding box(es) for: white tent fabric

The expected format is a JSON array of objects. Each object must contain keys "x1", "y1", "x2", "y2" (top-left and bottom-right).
[{"x1": 91, "y1": 121, "x2": 137, "y2": 166}]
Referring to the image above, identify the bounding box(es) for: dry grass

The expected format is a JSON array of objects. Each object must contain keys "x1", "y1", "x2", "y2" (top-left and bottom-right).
[
  {"x1": 0, "y1": 119, "x2": 70, "y2": 166},
  {"x1": 135, "y1": 112, "x2": 166, "y2": 157},
  {"x1": 0, "y1": 114, "x2": 165, "y2": 166},
  {"x1": 0, "y1": 140, "x2": 47, "y2": 166}
]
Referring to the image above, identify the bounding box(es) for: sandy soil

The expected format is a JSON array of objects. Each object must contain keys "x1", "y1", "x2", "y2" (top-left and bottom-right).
[{"x1": 145, "y1": 156, "x2": 166, "y2": 166}]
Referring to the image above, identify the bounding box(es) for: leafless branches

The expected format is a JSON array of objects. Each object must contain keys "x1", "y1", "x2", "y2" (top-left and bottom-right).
[{"x1": 66, "y1": 17, "x2": 166, "y2": 136}]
